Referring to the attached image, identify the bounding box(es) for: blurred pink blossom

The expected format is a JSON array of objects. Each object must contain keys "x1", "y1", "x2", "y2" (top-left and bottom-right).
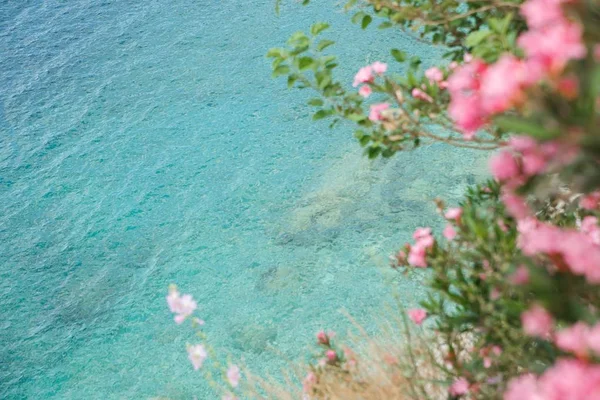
[
  {"x1": 358, "y1": 85, "x2": 372, "y2": 98},
  {"x1": 187, "y1": 344, "x2": 207, "y2": 370},
  {"x1": 407, "y1": 308, "x2": 427, "y2": 325},
  {"x1": 167, "y1": 288, "x2": 197, "y2": 324},
  {"x1": 227, "y1": 364, "x2": 241, "y2": 388},
  {"x1": 371, "y1": 61, "x2": 387, "y2": 75},
  {"x1": 368, "y1": 103, "x2": 390, "y2": 122},
  {"x1": 353, "y1": 65, "x2": 373, "y2": 87},
  {"x1": 521, "y1": 304, "x2": 553, "y2": 338},
  {"x1": 449, "y1": 377, "x2": 470, "y2": 396}
]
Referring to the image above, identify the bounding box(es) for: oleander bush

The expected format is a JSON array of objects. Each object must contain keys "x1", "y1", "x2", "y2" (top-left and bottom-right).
[{"x1": 167, "y1": 0, "x2": 600, "y2": 398}]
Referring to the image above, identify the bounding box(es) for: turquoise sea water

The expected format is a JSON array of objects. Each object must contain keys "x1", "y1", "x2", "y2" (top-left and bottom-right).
[{"x1": 0, "y1": 1, "x2": 487, "y2": 398}]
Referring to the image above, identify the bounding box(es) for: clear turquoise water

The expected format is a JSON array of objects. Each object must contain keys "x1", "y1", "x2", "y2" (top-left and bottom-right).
[{"x1": 0, "y1": 1, "x2": 486, "y2": 398}]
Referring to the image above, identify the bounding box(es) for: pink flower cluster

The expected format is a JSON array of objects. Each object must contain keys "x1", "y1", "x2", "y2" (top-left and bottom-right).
[
  {"x1": 448, "y1": 0, "x2": 585, "y2": 135},
  {"x1": 504, "y1": 359, "x2": 600, "y2": 400},
  {"x1": 447, "y1": 55, "x2": 540, "y2": 137},
  {"x1": 425, "y1": 67, "x2": 445, "y2": 85},
  {"x1": 369, "y1": 103, "x2": 390, "y2": 122},
  {"x1": 443, "y1": 207, "x2": 462, "y2": 241},
  {"x1": 353, "y1": 61, "x2": 387, "y2": 98},
  {"x1": 581, "y1": 192, "x2": 600, "y2": 210},
  {"x1": 555, "y1": 322, "x2": 600, "y2": 358},
  {"x1": 166, "y1": 287, "x2": 197, "y2": 324},
  {"x1": 406, "y1": 227, "x2": 435, "y2": 267},
  {"x1": 518, "y1": 0, "x2": 586, "y2": 74},
  {"x1": 517, "y1": 217, "x2": 600, "y2": 283},
  {"x1": 490, "y1": 136, "x2": 567, "y2": 186}
]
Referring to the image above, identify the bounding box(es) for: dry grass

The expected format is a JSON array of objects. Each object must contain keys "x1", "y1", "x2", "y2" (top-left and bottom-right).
[{"x1": 238, "y1": 310, "x2": 468, "y2": 400}]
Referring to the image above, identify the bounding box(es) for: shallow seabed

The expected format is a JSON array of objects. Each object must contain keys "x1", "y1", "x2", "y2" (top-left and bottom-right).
[{"x1": 0, "y1": 1, "x2": 487, "y2": 398}]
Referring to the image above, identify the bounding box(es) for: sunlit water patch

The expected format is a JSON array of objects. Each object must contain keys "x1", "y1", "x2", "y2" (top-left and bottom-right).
[{"x1": 0, "y1": 1, "x2": 486, "y2": 398}]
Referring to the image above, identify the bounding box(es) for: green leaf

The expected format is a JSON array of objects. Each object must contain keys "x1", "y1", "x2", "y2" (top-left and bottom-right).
[
  {"x1": 318, "y1": 75, "x2": 332, "y2": 90},
  {"x1": 298, "y1": 56, "x2": 314, "y2": 71},
  {"x1": 316, "y1": 39, "x2": 335, "y2": 52},
  {"x1": 307, "y1": 98, "x2": 324, "y2": 106},
  {"x1": 311, "y1": 22, "x2": 330, "y2": 36},
  {"x1": 351, "y1": 11, "x2": 366, "y2": 25},
  {"x1": 367, "y1": 146, "x2": 381, "y2": 158},
  {"x1": 313, "y1": 109, "x2": 331, "y2": 120},
  {"x1": 347, "y1": 113, "x2": 366, "y2": 122},
  {"x1": 409, "y1": 56, "x2": 421, "y2": 70},
  {"x1": 494, "y1": 116, "x2": 560, "y2": 139},
  {"x1": 272, "y1": 65, "x2": 290, "y2": 77},
  {"x1": 391, "y1": 49, "x2": 407, "y2": 62},
  {"x1": 266, "y1": 48, "x2": 285, "y2": 58},
  {"x1": 378, "y1": 21, "x2": 393, "y2": 29},
  {"x1": 361, "y1": 15, "x2": 372, "y2": 29},
  {"x1": 287, "y1": 75, "x2": 297, "y2": 88},
  {"x1": 466, "y1": 30, "x2": 491, "y2": 48},
  {"x1": 321, "y1": 55, "x2": 337, "y2": 65}
]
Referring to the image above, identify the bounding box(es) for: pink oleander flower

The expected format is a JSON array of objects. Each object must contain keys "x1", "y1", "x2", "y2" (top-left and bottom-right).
[
  {"x1": 490, "y1": 150, "x2": 520, "y2": 182},
  {"x1": 581, "y1": 216, "x2": 600, "y2": 245},
  {"x1": 521, "y1": 149, "x2": 547, "y2": 176},
  {"x1": 358, "y1": 85, "x2": 372, "y2": 98},
  {"x1": 480, "y1": 55, "x2": 529, "y2": 114},
  {"x1": 580, "y1": 192, "x2": 600, "y2": 210},
  {"x1": 502, "y1": 191, "x2": 530, "y2": 220},
  {"x1": 520, "y1": 0, "x2": 567, "y2": 28},
  {"x1": 371, "y1": 61, "x2": 387, "y2": 75},
  {"x1": 353, "y1": 65, "x2": 374, "y2": 87},
  {"x1": 538, "y1": 359, "x2": 600, "y2": 400},
  {"x1": 509, "y1": 265, "x2": 530, "y2": 285},
  {"x1": 587, "y1": 323, "x2": 600, "y2": 355},
  {"x1": 407, "y1": 308, "x2": 427, "y2": 325},
  {"x1": 521, "y1": 304, "x2": 554, "y2": 338},
  {"x1": 326, "y1": 350, "x2": 337, "y2": 362},
  {"x1": 449, "y1": 377, "x2": 470, "y2": 396},
  {"x1": 408, "y1": 227, "x2": 435, "y2": 267},
  {"x1": 425, "y1": 66, "x2": 444, "y2": 83},
  {"x1": 509, "y1": 136, "x2": 537, "y2": 152},
  {"x1": 411, "y1": 88, "x2": 433, "y2": 103},
  {"x1": 448, "y1": 95, "x2": 485, "y2": 137},
  {"x1": 445, "y1": 207, "x2": 462, "y2": 222},
  {"x1": 227, "y1": 364, "x2": 241, "y2": 388},
  {"x1": 518, "y1": 21, "x2": 586, "y2": 74},
  {"x1": 413, "y1": 227, "x2": 432, "y2": 240},
  {"x1": 408, "y1": 244, "x2": 427, "y2": 267},
  {"x1": 167, "y1": 288, "x2": 197, "y2": 324},
  {"x1": 555, "y1": 323, "x2": 590, "y2": 358},
  {"x1": 187, "y1": 344, "x2": 208, "y2": 370},
  {"x1": 222, "y1": 394, "x2": 238, "y2": 400},
  {"x1": 517, "y1": 216, "x2": 600, "y2": 283},
  {"x1": 368, "y1": 103, "x2": 390, "y2": 122},
  {"x1": 443, "y1": 224, "x2": 457, "y2": 240},
  {"x1": 503, "y1": 373, "x2": 540, "y2": 400},
  {"x1": 446, "y1": 58, "x2": 491, "y2": 135}
]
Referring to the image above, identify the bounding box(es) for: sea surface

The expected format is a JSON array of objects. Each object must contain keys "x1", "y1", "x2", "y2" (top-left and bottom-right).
[{"x1": 0, "y1": 1, "x2": 486, "y2": 398}]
